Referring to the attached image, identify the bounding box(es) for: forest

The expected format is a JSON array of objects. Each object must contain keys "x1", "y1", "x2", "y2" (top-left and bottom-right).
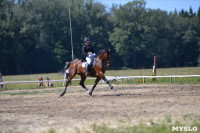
[{"x1": 0, "y1": 0, "x2": 200, "y2": 75}]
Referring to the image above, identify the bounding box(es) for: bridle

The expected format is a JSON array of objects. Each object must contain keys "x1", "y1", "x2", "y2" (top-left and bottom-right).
[{"x1": 103, "y1": 50, "x2": 111, "y2": 66}]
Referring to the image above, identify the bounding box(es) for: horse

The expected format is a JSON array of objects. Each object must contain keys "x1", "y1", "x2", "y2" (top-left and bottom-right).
[{"x1": 60, "y1": 48, "x2": 115, "y2": 97}]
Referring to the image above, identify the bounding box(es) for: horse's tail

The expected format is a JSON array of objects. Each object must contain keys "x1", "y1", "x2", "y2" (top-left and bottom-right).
[{"x1": 66, "y1": 59, "x2": 79, "y2": 69}]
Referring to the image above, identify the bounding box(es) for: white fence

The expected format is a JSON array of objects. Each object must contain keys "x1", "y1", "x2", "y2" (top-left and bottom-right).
[
  {"x1": 0, "y1": 75, "x2": 200, "y2": 88},
  {"x1": 109, "y1": 75, "x2": 200, "y2": 84}
]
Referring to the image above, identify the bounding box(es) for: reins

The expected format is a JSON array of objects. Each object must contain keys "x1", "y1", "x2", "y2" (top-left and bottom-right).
[
  {"x1": 96, "y1": 50, "x2": 109, "y2": 66},
  {"x1": 102, "y1": 51, "x2": 109, "y2": 66}
]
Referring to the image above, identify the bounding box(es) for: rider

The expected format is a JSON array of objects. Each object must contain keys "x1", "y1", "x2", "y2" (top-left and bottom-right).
[{"x1": 82, "y1": 37, "x2": 95, "y2": 76}]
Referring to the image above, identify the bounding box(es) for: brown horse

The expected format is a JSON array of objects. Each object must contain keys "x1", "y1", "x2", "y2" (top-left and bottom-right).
[{"x1": 60, "y1": 48, "x2": 115, "y2": 97}]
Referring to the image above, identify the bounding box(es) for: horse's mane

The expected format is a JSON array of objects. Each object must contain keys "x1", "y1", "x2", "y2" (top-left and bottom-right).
[{"x1": 96, "y1": 49, "x2": 106, "y2": 57}]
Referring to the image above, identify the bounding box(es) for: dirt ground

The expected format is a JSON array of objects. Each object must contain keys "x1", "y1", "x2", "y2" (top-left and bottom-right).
[{"x1": 0, "y1": 84, "x2": 200, "y2": 132}]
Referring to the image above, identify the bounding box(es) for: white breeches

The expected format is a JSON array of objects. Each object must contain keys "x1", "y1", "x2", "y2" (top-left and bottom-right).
[
  {"x1": 65, "y1": 69, "x2": 69, "y2": 74},
  {"x1": 86, "y1": 57, "x2": 92, "y2": 65}
]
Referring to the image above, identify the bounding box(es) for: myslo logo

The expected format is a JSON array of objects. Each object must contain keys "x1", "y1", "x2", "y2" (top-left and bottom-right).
[{"x1": 172, "y1": 126, "x2": 198, "y2": 132}]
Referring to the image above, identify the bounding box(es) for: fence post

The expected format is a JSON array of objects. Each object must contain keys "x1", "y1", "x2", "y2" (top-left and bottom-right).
[
  {"x1": 153, "y1": 56, "x2": 157, "y2": 81},
  {"x1": 143, "y1": 77, "x2": 145, "y2": 84},
  {"x1": 63, "y1": 73, "x2": 66, "y2": 87},
  {"x1": 170, "y1": 77, "x2": 172, "y2": 84}
]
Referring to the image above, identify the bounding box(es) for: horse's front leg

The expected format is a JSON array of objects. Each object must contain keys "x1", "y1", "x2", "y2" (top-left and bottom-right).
[
  {"x1": 79, "y1": 75, "x2": 89, "y2": 93},
  {"x1": 89, "y1": 77, "x2": 101, "y2": 97},
  {"x1": 102, "y1": 76, "x2": 115, "y2": 91}
]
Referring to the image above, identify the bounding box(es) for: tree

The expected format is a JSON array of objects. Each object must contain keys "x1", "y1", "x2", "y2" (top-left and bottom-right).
[
  {"x1": 54, "y1": 41, "x2": 68, "y2": 69},
  {"x1": 109, "y1": 0, "x2": 146, "y2": 68},
  {"x1": 0, "y1": 0, "x2": 199, "y2": 74}
]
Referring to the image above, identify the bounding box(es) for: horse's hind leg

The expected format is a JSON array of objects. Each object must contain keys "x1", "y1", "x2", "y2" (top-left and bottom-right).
[
  {"x1": 79, "y1": 75, "x2": 89, "y2": 93},
  {"x1": 60, "y1": 69, "x2": 76, "y2": 97},
  {"x1": 60, "y1": 77, "x2": 72, "y2": 97}
]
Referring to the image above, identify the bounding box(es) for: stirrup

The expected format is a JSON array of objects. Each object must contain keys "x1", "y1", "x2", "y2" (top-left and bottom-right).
[{"x1": 85, "y1": 72, "x2": 88, "y2": 76}]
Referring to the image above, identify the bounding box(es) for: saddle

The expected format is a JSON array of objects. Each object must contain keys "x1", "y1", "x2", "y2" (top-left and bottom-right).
[{"x1": 82, "y1": 57, "x2": 96, "y2": 69}]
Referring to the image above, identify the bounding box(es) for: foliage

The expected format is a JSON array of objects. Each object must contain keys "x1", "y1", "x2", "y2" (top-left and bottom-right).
[{"x1": 0, "y1": 0, "x2": 200, "y2": 74}]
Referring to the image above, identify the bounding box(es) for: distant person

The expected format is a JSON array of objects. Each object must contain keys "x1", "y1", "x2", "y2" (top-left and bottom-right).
[
  {"x1": 0, "y1": 73, "x2": 3, "y2": 88},
  {"x1": 64, "y1": 61, "x2": 72, "y2": 85},
  {"x1": 37, "y1": 77, "x2": 43, "y2": 87},
  {"x1": 45, "y1": 77, "x2": 53, "y2": 87},
  {"x1": 65, "y1": 61, "x2": 70, "y2": 79}
]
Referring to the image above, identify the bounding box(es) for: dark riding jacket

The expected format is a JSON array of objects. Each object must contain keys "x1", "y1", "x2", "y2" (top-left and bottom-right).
[{"x1": 82, "y1": 44, "x2": 94, "y2": 59}]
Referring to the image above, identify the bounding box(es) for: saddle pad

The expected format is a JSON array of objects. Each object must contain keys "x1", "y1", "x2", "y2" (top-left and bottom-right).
[
  {"x1": 81, "y1": 60, "x2": 96, "y2": 68},
  {"x1": 82, "y1": 62, "x2": 87, "y2": 68}
]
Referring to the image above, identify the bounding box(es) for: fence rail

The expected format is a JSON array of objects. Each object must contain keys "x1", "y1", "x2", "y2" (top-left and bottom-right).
[
  {"x1": 112, "y1": 75, "x2": 200, "y2": 81},
  {"x1": 111, "y1": 75, "x2": 200, "y2": 84},
  {"x1": 0, "y1": 75, "x2": 200, "y2": 86}
]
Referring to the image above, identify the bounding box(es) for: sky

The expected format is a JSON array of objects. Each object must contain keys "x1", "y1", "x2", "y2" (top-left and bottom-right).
[{"x1": 97, "y1": 0, "x2": 200, "y2": 13}]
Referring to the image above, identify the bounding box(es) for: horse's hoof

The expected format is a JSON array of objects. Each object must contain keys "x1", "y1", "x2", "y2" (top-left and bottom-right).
[
  {"x1": 111, "y1": 88, "x2": 116, "y2": 92},
  {"x1": 87, "y1": 90, "x2": 90, "y2": 93},
  {"x1": 89, "y1": 92, "x2": 93, "y2": 97},
  {"x1": 111, "y1": 86, "x2": 116, "y2": 91},
  {"x1": 60, "y1": 92, "x2": 65, "y2": 97}
]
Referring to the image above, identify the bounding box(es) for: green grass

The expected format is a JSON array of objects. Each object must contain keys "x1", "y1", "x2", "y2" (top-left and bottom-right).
[
  {"x1": 33, "y1": 115, "x2": 199, "y2": 133},
  {"x1": 109, "y1": 76, "x2": 200, "y2": 85},
  {"x1": 73, "y1": 115, "x2": 200, "y2": 133},
  {"x1": 2, "y1": 116, "x2": 199, "y2": 133},
  {"x1": 1, "y1": 67, "x2": 200, "y2": 90},
  {"x1": 105, "y1": 67, "x2": 200, "y2": 76},
  {"x1": 88, "y1": 122, "x2": 199, "y2": 133}
]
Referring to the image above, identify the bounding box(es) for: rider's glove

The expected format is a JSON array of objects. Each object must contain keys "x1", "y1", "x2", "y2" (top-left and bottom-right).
[{"x1": 88, "y1": 53, "x2": 93, "y2": 57}]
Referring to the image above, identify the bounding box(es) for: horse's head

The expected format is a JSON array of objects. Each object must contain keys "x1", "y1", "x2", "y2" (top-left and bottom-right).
[
  {"x1": 106, "y1": 48, "x2": 111, "y2": 67},
  {"x1": 97, "y1": 48, "x2": 112, "y2": 67}
]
